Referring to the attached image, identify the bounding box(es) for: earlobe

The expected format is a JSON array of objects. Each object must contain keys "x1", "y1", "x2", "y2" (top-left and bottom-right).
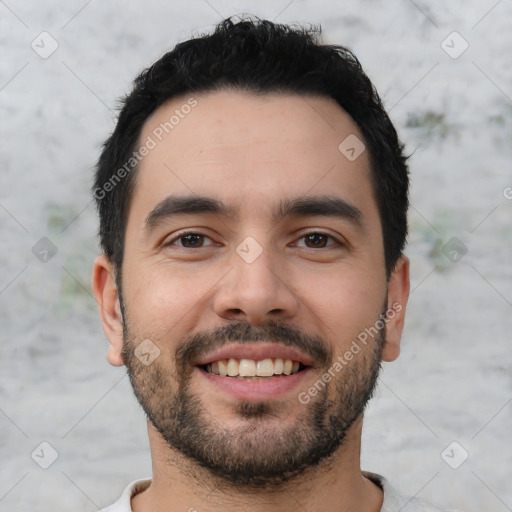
[
  {"x1": 381, "y1": 255, "x2": 410, "y2": 362},
  {"x1": 91, "y1": 254, "x2": 125, "y2": 367}
]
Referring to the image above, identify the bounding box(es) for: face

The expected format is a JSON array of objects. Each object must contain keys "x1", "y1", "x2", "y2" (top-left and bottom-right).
[{"x1": 93, "y1": 89, "x2": 409, "y2": 488}]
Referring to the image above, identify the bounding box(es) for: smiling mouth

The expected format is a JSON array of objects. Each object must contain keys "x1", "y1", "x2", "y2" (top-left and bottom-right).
[{"x1": 200, "y1": 358, "x2": 309, "y2": 380}]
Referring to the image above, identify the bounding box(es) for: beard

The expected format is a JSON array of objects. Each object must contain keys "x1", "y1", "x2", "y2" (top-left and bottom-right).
[{"x1": 121, "y1": 306, "x2": 386, "y2": 489}]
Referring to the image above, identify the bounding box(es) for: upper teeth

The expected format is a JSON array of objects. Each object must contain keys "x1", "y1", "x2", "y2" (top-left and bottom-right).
[{"x1": 206, "y1": 358, "x2": 301, "y2": 377}]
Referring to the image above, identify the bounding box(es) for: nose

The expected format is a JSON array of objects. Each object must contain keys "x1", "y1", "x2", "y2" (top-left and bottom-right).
[{"x1": 213, "y1": 244, "x2": 299, "y2": 325}]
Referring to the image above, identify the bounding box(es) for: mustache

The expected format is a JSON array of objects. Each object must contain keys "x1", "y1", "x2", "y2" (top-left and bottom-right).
[{"x1": 175, "y1": 321, "x2": 332, "y2": 373}]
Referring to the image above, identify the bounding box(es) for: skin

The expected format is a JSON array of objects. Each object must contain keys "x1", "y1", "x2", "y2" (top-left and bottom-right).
[{"x1": 92, "y1": 89, "x2": 410, "y2": 512}]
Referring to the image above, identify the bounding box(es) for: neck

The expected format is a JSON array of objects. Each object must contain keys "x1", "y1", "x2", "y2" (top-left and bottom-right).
[{"x1": 131, "y1": 417, "x2": 383, "y2": 512}]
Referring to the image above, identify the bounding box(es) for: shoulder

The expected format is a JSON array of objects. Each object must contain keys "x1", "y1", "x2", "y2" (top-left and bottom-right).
[
  {"x1": 363, "y1": 471, "x2": 462, "y2": 512},
  {"x1": 100, "y1": 479, "x2": 152, "y2": 512}
]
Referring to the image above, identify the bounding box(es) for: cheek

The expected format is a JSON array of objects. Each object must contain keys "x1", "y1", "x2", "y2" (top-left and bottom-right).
[
  {"x1": 122, "y1": 260, "x2": 216, "y2": 333},
  {"x1": 294, "y1": 264, "x2": 386, "y2": 349}
]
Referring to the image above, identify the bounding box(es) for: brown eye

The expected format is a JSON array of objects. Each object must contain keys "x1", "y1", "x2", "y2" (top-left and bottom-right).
[
  {"x1": 296, "y1": 232, "x2": 339, "y2": 249},
  {"x1": 179, "y1": 234, "x2": 205, "y2": 248},
  {"x1": 304, "y1": 233, "x2": 329, "y2": 248},
  {"x1": 166, "y1": 232, "x2": 215, "y2": 248}
]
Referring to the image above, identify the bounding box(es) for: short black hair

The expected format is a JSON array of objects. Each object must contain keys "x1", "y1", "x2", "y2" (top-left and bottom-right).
[{"x1": 93, "y1": 15, "x2": 409, "y2": 280}]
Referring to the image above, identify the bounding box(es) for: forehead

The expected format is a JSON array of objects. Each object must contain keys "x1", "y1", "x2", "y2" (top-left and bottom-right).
[{"x1": 130, "y1": 89, "x2": 376, "y2": 224}]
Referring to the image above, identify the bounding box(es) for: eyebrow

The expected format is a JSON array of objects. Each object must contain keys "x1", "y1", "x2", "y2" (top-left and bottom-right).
[
  {"x1": 275, "y1": 195, "x2": 363, "y2": 226},
  {"x1": 145, "y1": 195, "x2": 234, "y2": 230},
  {"x1": 144, "y1": 194, "x2": 364, "y2": 231}
]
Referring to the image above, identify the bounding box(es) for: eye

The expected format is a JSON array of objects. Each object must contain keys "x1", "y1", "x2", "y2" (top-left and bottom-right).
[
  {"x1": 165, "y1": 232, "x2": 216, "y2": 249},
  {"x1": 295, "y1": 232, "x2": 341, "y2": 249}
]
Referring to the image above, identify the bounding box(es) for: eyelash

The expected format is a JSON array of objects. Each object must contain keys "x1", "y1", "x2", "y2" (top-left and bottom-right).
[{"x1": 165, "y1": 230, "x2": 343, "y2": 249}]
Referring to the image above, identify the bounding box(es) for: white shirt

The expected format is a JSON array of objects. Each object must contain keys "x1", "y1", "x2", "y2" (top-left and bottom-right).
[{"x1": 100, "y1": 472, "x2": 457, "y2": 511}]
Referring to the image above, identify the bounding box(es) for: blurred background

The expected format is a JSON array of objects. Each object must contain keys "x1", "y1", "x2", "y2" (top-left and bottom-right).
[{"x1": 0, "y1": 1, "x2": 511, "y2": 510}]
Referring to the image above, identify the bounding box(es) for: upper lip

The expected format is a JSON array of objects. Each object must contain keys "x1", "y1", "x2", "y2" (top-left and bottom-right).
[{"x1": 193, "y1": 342, "x2": 314, "y2": 367}]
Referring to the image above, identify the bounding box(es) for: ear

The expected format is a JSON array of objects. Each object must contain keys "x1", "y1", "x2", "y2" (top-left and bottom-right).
[
  {"x1": 381, "y1": 255, "x2": 410, "y2": 362},
  {"x1": 91, "y1": 254, "x2": 125, "y2": 366}
]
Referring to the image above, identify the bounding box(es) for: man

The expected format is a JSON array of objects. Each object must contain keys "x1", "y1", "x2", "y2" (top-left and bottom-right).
[{"x1": 92, "y1": 16, "x2": 452, "y2": 512}]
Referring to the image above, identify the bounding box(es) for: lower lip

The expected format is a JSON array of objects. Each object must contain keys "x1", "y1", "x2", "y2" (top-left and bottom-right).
[{"x1": 196, "y1": 367, "x2": 311, "y2": 401}]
